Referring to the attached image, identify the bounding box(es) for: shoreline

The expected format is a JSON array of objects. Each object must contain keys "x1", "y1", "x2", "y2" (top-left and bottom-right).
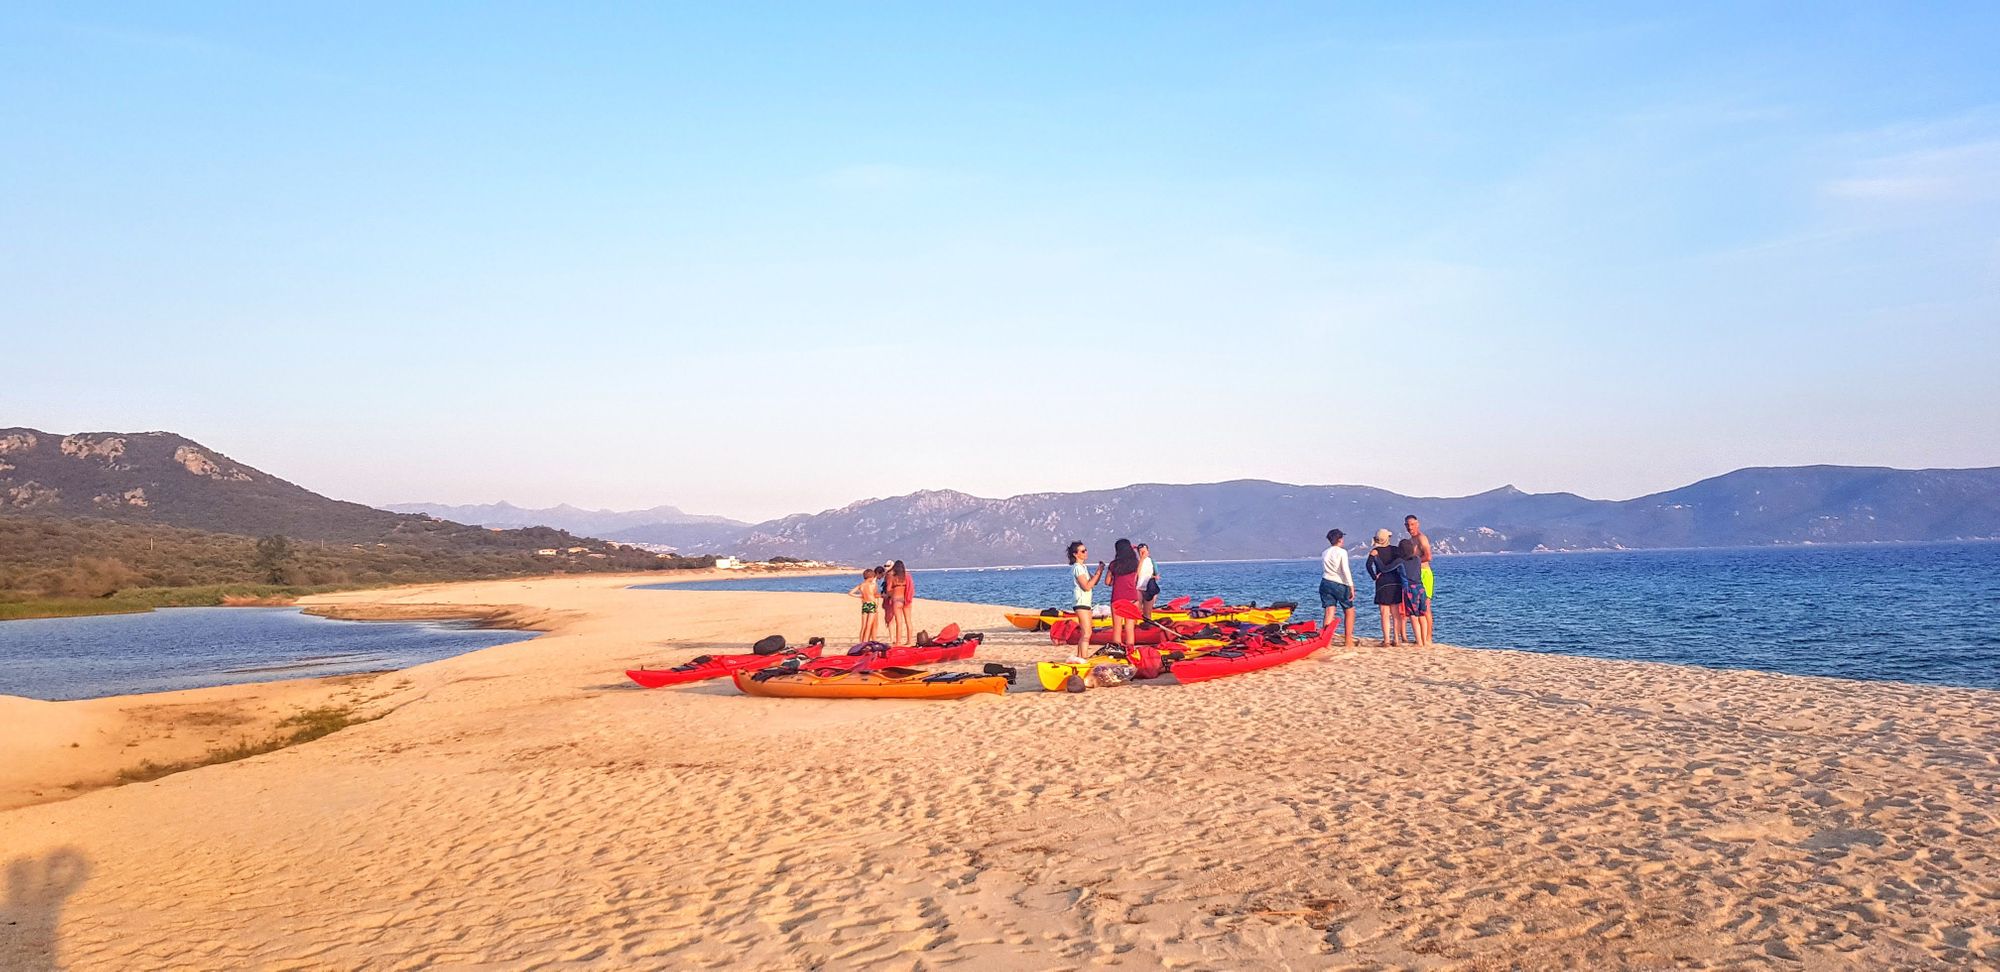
[
  {"x1": 9, "y1": 566, "x2": 1996, "y2": 811},
  {"x1": 0, "y1": 568, "x2": 851, "y2": 810},
  {"x1": 3, "y1": 573, "x2": 1996, "y2": 967},
  {"x1": 22, "y1": 562, "x2": 1994, "y2": 708}
]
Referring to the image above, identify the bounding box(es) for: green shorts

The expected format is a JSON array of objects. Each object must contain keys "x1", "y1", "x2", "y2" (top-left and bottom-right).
[
  {"x1": 1420, "y1": 564, "x2": 1434, "y2": 598},
  {"x1": 861, "y1": 602, "x2": 878, "y2": 615}
]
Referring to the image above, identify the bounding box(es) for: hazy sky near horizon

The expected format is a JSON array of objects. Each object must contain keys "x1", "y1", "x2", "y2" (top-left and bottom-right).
[{"x1": 6, "y1": 3, "x2": 1998, "y2": 521}]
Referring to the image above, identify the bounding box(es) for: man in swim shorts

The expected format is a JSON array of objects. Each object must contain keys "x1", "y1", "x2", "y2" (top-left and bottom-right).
[{"x1": 1404, "y1": 515, "x2": 1433, "y2": 643}]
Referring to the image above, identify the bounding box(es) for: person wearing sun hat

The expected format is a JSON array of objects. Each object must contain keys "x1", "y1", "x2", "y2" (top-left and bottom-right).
[{"x1": 1364, "y1": 528, "x2": 1406, "y2": 647}]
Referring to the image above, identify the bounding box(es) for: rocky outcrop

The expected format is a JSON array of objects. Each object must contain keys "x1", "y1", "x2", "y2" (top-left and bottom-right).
[
  {"x1": 7, "y1": 481, "x2": 58, "y2": 509},
  {"x1": 92, "y1": 488, "x2": 149, "y2": 509},
  {"x1": 0, "y1": 432, "x2": 37, "y2": 455},
  {"x1": 60, "y1": 435, "x2": 129, "y2": 469},
  {"x1": 173, "y1": 445, "x2": 252, "y2": 482}
]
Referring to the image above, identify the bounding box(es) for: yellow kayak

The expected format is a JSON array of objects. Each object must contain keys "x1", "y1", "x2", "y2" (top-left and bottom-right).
[
  {"x1": 1049, "y1": 604, "x2": 1296, "y2": 631},
  {"x1": 1204, "y1": 606, "x2": 1294, "y2": 626},
  {"x1": 1035, "y1": 655, "x2": 1131, "y2": 691}
]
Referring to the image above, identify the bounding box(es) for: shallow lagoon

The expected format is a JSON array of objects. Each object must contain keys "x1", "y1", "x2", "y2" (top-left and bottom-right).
[{"x1": 0, "y1": 606, "x2": 537, "y2": 701}]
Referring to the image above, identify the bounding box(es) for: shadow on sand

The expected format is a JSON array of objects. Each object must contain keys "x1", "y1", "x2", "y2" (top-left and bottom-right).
[{"x1": 3, "y1": 849, "x2": 89, "y2": 971}]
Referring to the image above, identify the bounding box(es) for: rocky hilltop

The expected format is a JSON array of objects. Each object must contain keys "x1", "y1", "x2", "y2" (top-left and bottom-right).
[
  {"x1": 0, "y1": 427, "x2": 709, "y2": 595},
  {"x1": 2, "y1": 428, "x2": 415, "y2": 540}
]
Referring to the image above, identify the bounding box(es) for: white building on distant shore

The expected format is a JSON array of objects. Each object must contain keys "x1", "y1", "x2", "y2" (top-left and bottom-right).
[{"x1": 713, "y1": 557, "x2": 740, "y2": 569}]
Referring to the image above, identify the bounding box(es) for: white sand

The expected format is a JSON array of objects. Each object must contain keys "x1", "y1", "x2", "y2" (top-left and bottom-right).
[{"x1": 2, "y1": 572, "x2": 1996, "y2": 968}]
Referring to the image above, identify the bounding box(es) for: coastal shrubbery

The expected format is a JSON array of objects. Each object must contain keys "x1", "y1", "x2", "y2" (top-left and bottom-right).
[{"x1": 0, "y1": 517, "x2": 717, "y2": 619}]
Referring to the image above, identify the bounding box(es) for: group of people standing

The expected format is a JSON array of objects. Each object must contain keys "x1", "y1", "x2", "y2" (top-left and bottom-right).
[
  {"x1": 848, "y1": 521, "x2": 1431, "y2": 652},
  {"x1": 1318, "y1": 515, "x2": 1434, "y2": 647},
  {"x1": 1065, "y1": 538, "x2": 1160, "y2": 648},
  {"x1": 847, "y1": 561, "x2": 916, "y2": 645}
]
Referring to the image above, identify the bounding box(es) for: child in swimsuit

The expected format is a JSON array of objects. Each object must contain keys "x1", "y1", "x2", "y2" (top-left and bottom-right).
[{"x1": 849, "y1": 568, "x2": 881, "y2": 644}]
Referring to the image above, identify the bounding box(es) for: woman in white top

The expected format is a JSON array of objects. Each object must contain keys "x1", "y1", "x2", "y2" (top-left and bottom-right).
[
  {"x1": 1319, "y1": 529, "x2": 1357, "y2": 647},
  {"x1": 1065, "y1": 540, "x2": 1108, "y2": 650},
  {"x1": 1135, "y1": 543, "x2": 1160, "y2": 620}
]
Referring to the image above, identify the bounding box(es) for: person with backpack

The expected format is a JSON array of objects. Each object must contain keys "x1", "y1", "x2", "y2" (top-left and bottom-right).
[
  {"x1": 1135, "y1": 543, "x2": 1162, "y2": 620},
  {"x1": 1365, "y1": 529, "x2": 1405, "y2": 647},
  {"x1": 1107, "y1": 539, "x2": 1143, "y2": 649},
  {"x1": 1319, "y1": 529, "x2": 1356, "y2": 647},
  {"x1": 885, "y1": 560, "x2": 915, "y2": 646},
  {"x1": 1065, "y1": 541, "x2": 1107, "y2": 650}
]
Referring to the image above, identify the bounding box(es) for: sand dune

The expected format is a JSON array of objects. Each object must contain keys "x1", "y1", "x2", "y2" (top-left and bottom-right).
[{"x1": 3, "y1": 572, "x2": 1996, "y2": 968}]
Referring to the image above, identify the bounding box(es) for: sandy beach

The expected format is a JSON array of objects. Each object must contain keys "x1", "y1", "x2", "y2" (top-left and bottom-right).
[{"x1": 2, "y1": 572, "x2": 1997, "y2": 969}]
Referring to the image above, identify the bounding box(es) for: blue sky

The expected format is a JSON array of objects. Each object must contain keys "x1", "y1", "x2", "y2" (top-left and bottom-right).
[{"x1": 5, "y1": 3, "x2": 1996, "y2": 520}]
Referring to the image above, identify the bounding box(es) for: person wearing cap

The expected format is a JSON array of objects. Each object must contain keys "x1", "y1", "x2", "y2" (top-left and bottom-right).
[
  {"x1": 1318, "y1": 529, "x2": 1356, "y2": 647},
  {"x1": 1364, "y1": 528, "x2": 1406, "y2": 647}
]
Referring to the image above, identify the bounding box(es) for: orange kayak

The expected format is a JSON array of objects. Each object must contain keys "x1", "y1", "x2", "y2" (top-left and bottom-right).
[{"x1": 733, "y1": 664, "x2": 1006, "y2": 700}]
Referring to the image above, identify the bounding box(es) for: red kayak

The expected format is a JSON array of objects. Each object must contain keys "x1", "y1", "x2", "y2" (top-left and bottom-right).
[
  {"x1": 835, "y1": 628, "x2": 983, "y2": 667},
  {"x1": 1168, "y1": 627, "x2": 1331, "y2": 684},
  {"x1": 1047, "y1": 619, "x2": 1172, "y2": 645},
  {"x1": 1170, "y1": 618, "x2": 1321, "y2": 640},
  {"x1": 627, "y1": 642, "x2": 823, "y2": 688}
]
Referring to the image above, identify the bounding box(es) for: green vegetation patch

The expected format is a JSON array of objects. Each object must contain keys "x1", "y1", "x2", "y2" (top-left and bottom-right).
[
  {"x1": 0, "y1": 583, "x2": 346, "y2": 621},
  {"x1": 0, "y1": 598, "x2": 155, "y2": 621},
  {"x1": 116, "y1": 704, "x2": 380, "y2": 784},
  {"x1": 0, "y1": 515, "x2": 716, "y2": 622}
]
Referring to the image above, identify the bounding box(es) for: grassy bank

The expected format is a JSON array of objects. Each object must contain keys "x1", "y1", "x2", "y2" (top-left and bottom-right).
[
  {"x1": 118, "y1": 704, "x2": 380, "y2": 783},
  {"x1": 0, "y1": 583, "x2": 349, "y2": 622}
]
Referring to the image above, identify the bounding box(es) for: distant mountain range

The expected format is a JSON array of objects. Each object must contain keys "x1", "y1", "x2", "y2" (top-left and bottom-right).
[
  {"x1": 384, "y1": 501, "x2": 749, "y2": 549},
  {"x1": 8, "y1": 427, "x2": 1996, "y2": 573},
  {"x1": 721, "y1": 467, "x2": 2000, "y2": 567}
]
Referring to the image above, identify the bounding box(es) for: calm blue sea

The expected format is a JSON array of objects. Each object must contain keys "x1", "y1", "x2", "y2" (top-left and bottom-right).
[
  {"x1": 0, "y1": 607, "x2": 538, "y2": 701},
  {"x1": 645, "y1": 543, "x2": 2000, "y2": 691}
]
